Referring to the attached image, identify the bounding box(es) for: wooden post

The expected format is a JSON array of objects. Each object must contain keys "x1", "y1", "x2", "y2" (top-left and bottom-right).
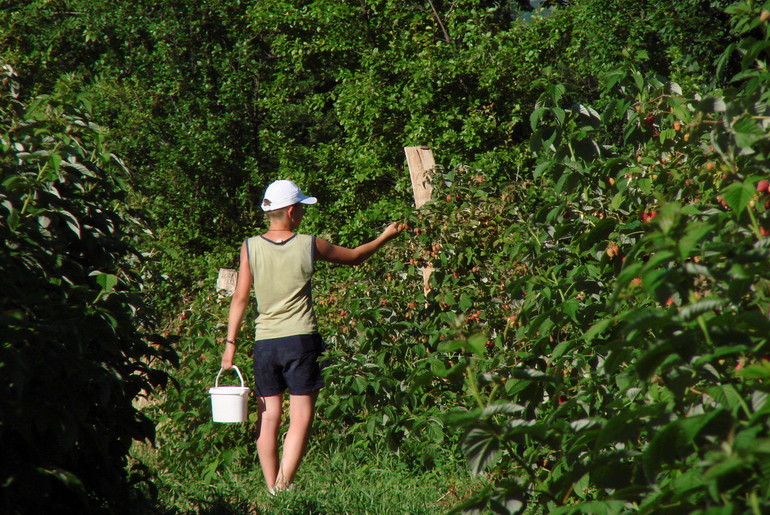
[
  {"x1": 217, "y1": 268, "x2": 237, "y2": 297},
  {"x1": 404, "y1": 146, "x2": 435, "y2": 208},
  {"x1": 404, "y1": 146, "x2": 435, "y2": 293}
]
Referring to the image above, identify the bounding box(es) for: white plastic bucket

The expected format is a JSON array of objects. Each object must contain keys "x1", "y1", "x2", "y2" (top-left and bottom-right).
[{"x1": 209, "y1": 366, "x2": 250, "y2": 423}]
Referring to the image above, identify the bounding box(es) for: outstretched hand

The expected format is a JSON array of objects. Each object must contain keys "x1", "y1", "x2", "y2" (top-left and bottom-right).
[{"x1": 381, "y1": 222, "x2": 407, "y2": 242}]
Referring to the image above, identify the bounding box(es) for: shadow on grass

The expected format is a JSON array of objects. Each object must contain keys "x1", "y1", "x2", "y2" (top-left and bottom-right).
[
  {"x1": 152, "y1": 494, "x2": 336, "y2": 515},
  {"x1": 149, "y1": 495, "x2": 254, "y2": 515},
  {"x1": 196, "y1": 497, "x2": 253, "y2": 515}
]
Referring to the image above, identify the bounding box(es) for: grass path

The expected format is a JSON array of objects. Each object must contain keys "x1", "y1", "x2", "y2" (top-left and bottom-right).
[{"x1": 151, "y1": 445, "x2": 482, "y2": 514}]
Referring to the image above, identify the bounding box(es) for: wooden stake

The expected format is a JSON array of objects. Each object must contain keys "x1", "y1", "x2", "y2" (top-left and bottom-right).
[
  {"x1": 404, "y1": 146, "x2": 436, "y2": 293},
  {"x1": 217, "y1": 268, "x2": 237, "y2": 297},
  {"x1": 404, "y1": 146, "x2": 435, "y2": 208}
]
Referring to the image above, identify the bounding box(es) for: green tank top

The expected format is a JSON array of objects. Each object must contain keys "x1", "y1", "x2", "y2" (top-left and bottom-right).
[{"x1": 246, "y1": 233, "x2": 317, "y2": 340}]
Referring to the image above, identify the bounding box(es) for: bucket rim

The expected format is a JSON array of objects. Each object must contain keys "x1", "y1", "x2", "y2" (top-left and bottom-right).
[{"x1": 209, "y1": 386, "x2": 250, "y2": 395}]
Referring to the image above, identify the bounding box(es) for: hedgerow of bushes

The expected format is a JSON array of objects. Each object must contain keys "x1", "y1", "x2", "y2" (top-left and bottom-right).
[{"x1": 0, "y1": 65, "x2": 176, "y2": 513}]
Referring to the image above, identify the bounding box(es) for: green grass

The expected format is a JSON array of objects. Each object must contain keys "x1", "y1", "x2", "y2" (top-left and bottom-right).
[
  {"x1": 260, "y1": 448, "x2": 474, "y2": 514},
  {"x1": 134, "y1": 442, "x2": 483, "y2": 514}
]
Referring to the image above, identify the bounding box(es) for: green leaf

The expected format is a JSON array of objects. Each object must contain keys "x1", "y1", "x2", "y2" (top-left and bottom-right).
[
  {"x1": 738, "y1": 361, "x2": 770, "y2": 380},
  {"x1": 677, "y1": 299, "x2": 726, "y2": 322},
  {"x1": 741, "y1": 40, "x2": 770, "y2": 70},
  {"x1": 583, "y1": 318, "x2": 614, "y2": 343},
  {"x1": 530, "y1": 106, "x2": 546, "y2": 130},
  {"x1": 636, "y1": 341, "x2": 675, "y2": 379},
  {"x1": 641, "y1": 250, "x2": 677, "y2": 274},
  {"x1": 49, "y1": 153, "x2": 62, "y2": 172},
  {"x1": 573, "y1": 472, "x2": 590, "y2": 499},
  {"x1": 616, "y1": 262, "x2": 643, "y2": 291},
  {"x1": 551, "y1": 338, "x2": 575, "y2": 359},
  {"x1": 63, "y1": 160, "x2": 96, "y2": 177},
  {"x1": 444, "y1": 408, "x2": 483, "y2": 426},
  {"x1": 570, "y1": 418, "x2": 601, "y2": 432},
  {"x1": 550, "y1": 83, "x2": 566, "y2": 105},
  {"x1": 677, "y1": 222, "x2": 713, "y2": 259},
  {"x1": 553, "y1": 106, "x2": 566, "y2": 125},
  {"x1": 582, "y1": 218, "x2": 617, "y2": 248},
  {"x1": 610, "y1": 191, "x2": 625, "y2": 210},
  {"x1": 431, "y1": 360, "x2": 466, "y2": 378},
  {"x1": 7, "y1": 205, "x2": 20, "y2": 231},
  {"x1": 463, "y1": 428, "x2": 500, "y2": 475},
  {"x1": 595, "y1": 410, "x2": 647, "y2": 448},
  {"x1": 93, "y1": 272, "x2": 119, "y2": 294},
  {"x1": 480, "y1": 403, "x2": 525, "y2": 417},
  {"x1": 715, "y1": 43, "x2": 737, "y2": 77},
  {"x1": 692, "y1": 345, "x2": 750, "y2": 367},
  {"x1": 732, "y1": 116, "x2": 765, "y2": 149},
  {"x1": 643, "y1": 421, "x2": 681, "y2": 479},
  {"x1": 466, "y1": 333, "x2": 487, "y2": 357},
  {"x1": 751, "y1": 391, "x2": 768, "y2": 412},
  {"x1": 61, "y1": 209, "x2": 81, "y2": 239},
  {"x1": 652, "y1": 203, "x2": 679, "y2": 235},
  {"x1": 677, "y1": 409, "x2": 725, "y2": 442},
  {"x1": 706, "y1": 384, "x2": 744, "y2": 411},
  {"x1": 562, "y1": 299, "x2": 579, "y2": 322},
  {"x1": 575, "y1": 104, "x2": 600, "y2": 127},
  {"x1": 533, "y1": 160, "x2": 554, "y2": 178},
  {"x1": 721, "y1": 182, "x2": 755, "y2": 215},
  {"x1": 705, "y1": 455, "x2": 747, "y2": 480},
  {"x1": 439, "y1": 334, "x2": 487, "y2": 357},
  {"x1": 39, "y1": 467, "x2": 85, "y2": 491},
  {"x1": 659, "y1": 128, "x2": 676, "y2": 143},
  {"x1": 624, "y1": 308, "x2": 669, "y2": 335}
]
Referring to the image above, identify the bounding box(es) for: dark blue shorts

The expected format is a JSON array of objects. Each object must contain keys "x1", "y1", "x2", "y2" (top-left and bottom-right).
[{"x1": 252, "y1": 333, "x2": 327, "y2": 397}]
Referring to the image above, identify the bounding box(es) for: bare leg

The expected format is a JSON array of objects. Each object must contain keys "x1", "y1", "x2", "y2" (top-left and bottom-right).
[
  {"x1": 256, "y1": 394, "x2": 283, "y2": 491},
  {"x1": 274, "y1": 391, "x2": 318, "y2": 489}
]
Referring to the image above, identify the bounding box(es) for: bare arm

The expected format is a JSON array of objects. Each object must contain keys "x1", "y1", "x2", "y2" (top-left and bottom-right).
[
  {"x1": 315, "y1": 222, "x2": 406, "y2": 265},
  {"x1": 221, "y1": 241, "x2": 252, "y2": 369}
]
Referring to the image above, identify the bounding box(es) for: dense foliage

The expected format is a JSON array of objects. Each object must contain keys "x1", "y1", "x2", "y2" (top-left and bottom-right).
[
  {"x1": 0, "y1": 66, "x2": 175, "y2": 512},
  {"x1": 1, "y1": 0, "x2": 737, "y2": 293},
  {"x1": 3, "y1": 0, "x2": 769, "y2": 513},
  {"x1": 443, "y1": 8, "x2": 770, "y2": 510}
]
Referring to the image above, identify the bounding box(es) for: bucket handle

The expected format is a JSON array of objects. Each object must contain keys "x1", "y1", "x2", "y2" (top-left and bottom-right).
[{"x1": 215, "y1": 365, "x2": 245, "y2": 388}]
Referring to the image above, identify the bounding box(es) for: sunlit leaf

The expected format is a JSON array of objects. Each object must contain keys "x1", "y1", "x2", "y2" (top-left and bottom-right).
[
  {"x1": 721, "y1": 182, "x2": 754, "y2": 215},
  {"x1": 93, "y1": 272, "x2": 118, "y2": 294}
]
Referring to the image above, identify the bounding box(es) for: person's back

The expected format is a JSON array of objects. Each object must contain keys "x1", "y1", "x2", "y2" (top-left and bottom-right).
[{"x1": 247, "y1": 233, "x2": 316, "y2": 340}]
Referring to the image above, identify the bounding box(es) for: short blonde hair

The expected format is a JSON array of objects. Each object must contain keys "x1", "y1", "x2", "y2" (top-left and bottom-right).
[{"x1": 266, "y1": 205, "x2": 290, "y2": 222}]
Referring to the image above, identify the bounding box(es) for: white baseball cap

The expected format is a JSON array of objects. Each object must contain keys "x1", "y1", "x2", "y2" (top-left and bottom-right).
[{"x1": 261, "y1": 180, "x2": 317, "y2": 212}]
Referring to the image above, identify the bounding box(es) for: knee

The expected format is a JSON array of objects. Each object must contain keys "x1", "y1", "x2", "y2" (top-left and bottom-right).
[
  {"x1": 289, "y1": 409, "x2": 315, "y2": 427},
  {"x1": 260, "y1": 410, "x2": 282, "y2": 428}
]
